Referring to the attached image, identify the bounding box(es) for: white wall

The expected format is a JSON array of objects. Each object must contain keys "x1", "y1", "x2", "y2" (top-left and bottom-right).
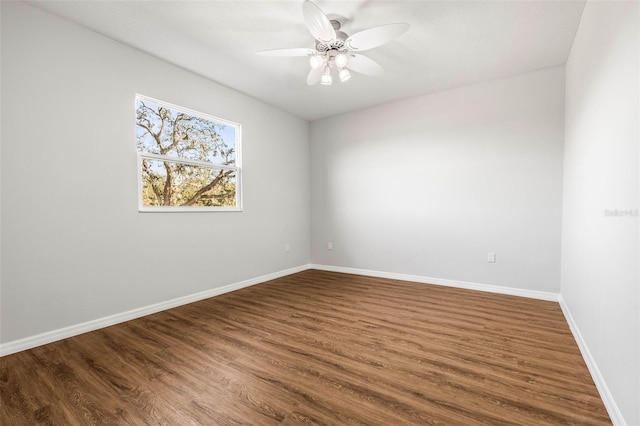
[
  {"x1": 310, "y1": 66, "x2": 565, "y2": 293},
  {"x1": 0, "y1": 2, "x2": 310, "y2": 344},
  {"x1": 562, "y1": 1, "x2": 639, "y2": 424},
  {"x1": 3, "y1": 2, "x2": 637, "y2": 423}
]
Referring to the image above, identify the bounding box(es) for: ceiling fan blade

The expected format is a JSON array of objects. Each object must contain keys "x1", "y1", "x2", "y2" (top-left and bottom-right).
[
  {"x1": 307, "y1": 66, "x2": 324, "y2": 85},
  {"x1": 344, "y1": 23, "x2": 409, "y2": 52},
  {"x1": 302, "y1": 0, "x2": 336, "y2": 44},
  {"x1": 255, "y1": 48, "x2": 316, "y2": 57},
  {"x1": 346, "y1": 54, "x2": 384, "y2": 77}
]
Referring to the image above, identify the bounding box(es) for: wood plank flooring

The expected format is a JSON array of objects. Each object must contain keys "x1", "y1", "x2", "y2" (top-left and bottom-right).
[{"x1": 1, "y1": 270, "x2": 610, "y2": 425}]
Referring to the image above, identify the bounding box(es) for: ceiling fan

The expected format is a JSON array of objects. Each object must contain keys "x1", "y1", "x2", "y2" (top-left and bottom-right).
[{"x1": 256, "y1": 0, "x2": 409, "y2": 86}]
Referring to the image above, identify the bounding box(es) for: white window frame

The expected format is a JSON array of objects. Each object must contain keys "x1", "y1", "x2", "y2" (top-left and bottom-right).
[{"x1": 136, "y1": 95, "x2": 242, "y2": 212}]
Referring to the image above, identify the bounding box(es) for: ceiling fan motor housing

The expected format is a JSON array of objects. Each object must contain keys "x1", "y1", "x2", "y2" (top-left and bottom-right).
[{"x1": 315, "y1": 22, "x2": 349, "y2": 53}]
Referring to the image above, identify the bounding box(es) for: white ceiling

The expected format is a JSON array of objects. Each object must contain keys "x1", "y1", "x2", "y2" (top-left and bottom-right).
[{"x1": 26, "y1": 0, "x2": 585, "y2": 121}]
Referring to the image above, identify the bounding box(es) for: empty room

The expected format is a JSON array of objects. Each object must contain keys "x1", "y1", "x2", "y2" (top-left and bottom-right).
[{"x1": 1, "y1": 0, "x2": 638, "y2": 425}]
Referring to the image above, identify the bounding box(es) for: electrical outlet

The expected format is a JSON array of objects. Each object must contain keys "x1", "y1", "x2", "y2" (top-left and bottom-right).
[
  {"x1": 488, "y1": 252, "x2": 496, "y2": 263},
  {"x1": 285, "y1": 243, "x2": 290, "y2": 253},
  {"x1": 328, "y1": 242, "x2": 333, "y2": 250}
]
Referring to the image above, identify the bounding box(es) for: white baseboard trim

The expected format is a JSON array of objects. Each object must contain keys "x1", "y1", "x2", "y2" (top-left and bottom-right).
[
  {"x1": 309, "y1": 264, "x2": 560, "y2": 302},
  {"x1": 0, "y1": 265, "x2": 309, "y2": 357},
  {"x1": 311, "y1": 265, "x2": 625, "y2": 422},
  {"x1": 4, "y1": 263, "x2": 620, "y2": 423},
  {"x1": 558, "y1": 295, "x2": 626, "y2": 426}
]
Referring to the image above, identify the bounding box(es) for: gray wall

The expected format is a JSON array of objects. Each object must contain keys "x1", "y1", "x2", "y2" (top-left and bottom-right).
[
  {"x1": 310, "y1": 66, "x2": 565, "y2": 293},
  {"x1": 1, "y1": 2, "x2": 310, "y2": 344},
  {"x1": 2, "y1": 2, "x2": 637, "y2": 423},
  {"x1": 562, "y1": 2, "x2": 639, "y2": 424}
]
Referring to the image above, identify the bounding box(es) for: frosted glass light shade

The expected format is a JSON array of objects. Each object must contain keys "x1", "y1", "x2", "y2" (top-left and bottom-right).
[
  {"x1": 335, "y1": 53, "x2": 348, "y2": 68},
  {"x1": 309, "y1": 54, "x2": 323, "y2": 68},
  {"x1": 320, "y1": 64, "x2": 332, "y2": 85}
]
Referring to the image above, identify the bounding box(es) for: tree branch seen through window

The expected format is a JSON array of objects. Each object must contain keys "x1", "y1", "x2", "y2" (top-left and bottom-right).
[{"x1": 136, "y1": 96, "x2": 241, "y2": 211}]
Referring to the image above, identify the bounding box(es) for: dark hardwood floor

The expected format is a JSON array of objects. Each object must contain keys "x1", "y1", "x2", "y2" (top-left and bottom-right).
[{"x1": 1, "y1": 270, "x2": 610, "y2": 425}]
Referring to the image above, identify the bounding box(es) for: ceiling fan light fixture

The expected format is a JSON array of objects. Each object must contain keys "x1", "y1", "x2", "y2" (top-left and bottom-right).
[
  {"x1": 338, "y1": 67, "x2": 351, "y2": 82},
  {"x1": 320, "y1": 64, "x2": 332, "y2": 85},
  {"x1": 309, "y1": 54, "x2": 324, "y2": 68},
  {"x1": 334, "y1": 52, "x2": 348, "y2": 68},
  {"x1": 256, "y1": 1, "x2": 410, "y2": 86}
]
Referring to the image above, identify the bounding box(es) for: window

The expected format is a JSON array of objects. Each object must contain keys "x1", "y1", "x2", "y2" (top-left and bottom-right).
[{"x1": 135, "y1": 95, "x2": 241, "y2": 212}]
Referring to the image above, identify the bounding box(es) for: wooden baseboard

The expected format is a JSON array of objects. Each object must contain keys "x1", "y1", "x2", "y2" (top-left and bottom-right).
[
  {"x1": 0, "y1": 264, "x2": 558, "y2": 357},
  {"x1": 312, "y1": 264, "x2": 626, "y2": 424},
  {"x1": 1, "y1": 269, "x2": 610, "y2": 424},
  {"x1": 1, "y1": 262, "x2": 624, "y2": 426},
  {"x1": 0, "y1": 265, "x2": 309, "y2": 357},
  {"x1": 309, "y1": 264, "x2": 560, "y2": 302},
  {"x1": 558, "y1": 295, "x2": 626, "y2": 426}
]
